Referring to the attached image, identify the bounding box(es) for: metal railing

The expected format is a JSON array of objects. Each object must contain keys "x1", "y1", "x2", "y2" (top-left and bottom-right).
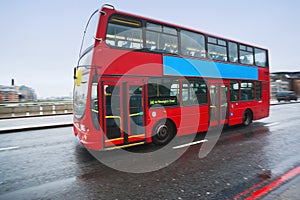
[{"x1": 0, "y1": 103, "x2": 73, "y2": 119}]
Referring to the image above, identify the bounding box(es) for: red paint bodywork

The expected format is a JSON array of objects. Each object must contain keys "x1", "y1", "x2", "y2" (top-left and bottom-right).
[{"x1": 73, "y1": 6, "x2": 270, "y2": 150}]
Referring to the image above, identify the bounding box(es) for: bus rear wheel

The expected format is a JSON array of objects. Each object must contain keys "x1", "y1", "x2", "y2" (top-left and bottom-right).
[
  {"x1": 242, "y1": 109, "x2": 253, "y2": 126},
  {"x1": 152, "y1": 120, "x2": 175, "y2": 145}
]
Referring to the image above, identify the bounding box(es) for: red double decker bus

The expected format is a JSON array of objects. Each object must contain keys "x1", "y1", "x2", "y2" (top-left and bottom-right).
[{"x1": 73, "y1": 4, "x2": 270, "y2": 150}]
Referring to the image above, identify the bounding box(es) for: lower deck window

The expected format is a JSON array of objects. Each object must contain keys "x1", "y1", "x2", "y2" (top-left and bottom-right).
[
  {"x1": 241, "y1": 81, "x2": 254, "y2": 101},
  {"x1": 182, "y1": 79, "x2": 207, "y2": 106},
  {"x1": 148, "y1": 78, "x2": 180, "y2": 107},
  {"x1": 230, "y1": 81, "x2": 239, "y2": 102}
]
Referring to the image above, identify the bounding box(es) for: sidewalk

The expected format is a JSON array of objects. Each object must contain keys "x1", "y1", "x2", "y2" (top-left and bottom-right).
[
  {"x1": 270, "y1": 99, "x2": 300, "y2": 105},
  {"x1": 0, "y1": 114, "x2": 73, "y2": 133},
  {"x1": 262, "y1": 174, "x2": 300, "y2": 200}
]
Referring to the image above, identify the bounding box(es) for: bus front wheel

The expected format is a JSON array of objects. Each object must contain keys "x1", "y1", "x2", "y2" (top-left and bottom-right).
[
  {"x1": 242, "y1": 109, "x2": 253, "y2": 126},
  {"x1": 152, "y1": 120, "x2": 175, "y2": 145}
]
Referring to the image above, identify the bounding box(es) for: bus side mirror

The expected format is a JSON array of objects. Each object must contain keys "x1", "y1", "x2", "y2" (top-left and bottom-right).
[
  {"x1": 74, "y1": 68, "x2": 82, "y2": 86},
  {"x1": 73, "y1": 67, "x2": 77, "y2": 80}
]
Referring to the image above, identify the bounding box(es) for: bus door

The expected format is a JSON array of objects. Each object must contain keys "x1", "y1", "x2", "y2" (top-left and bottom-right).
[
  {"x1": 209, "y1": 83, "x2": 229, "y2": 126},
  {"x1": 103, "y1": 82, "x2": 123, "y2": 146},
  {"x1": 126, "y1": 82, "x2": 145, "y2": 143},
  {"x1": 102, "y1": 81, "x2": 145, "y2": 147}
]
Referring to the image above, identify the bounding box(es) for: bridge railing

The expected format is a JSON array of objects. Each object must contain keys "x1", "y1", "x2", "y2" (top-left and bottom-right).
[{"x1": 0, "y1": 103, "x2": 73, "y2": 118}]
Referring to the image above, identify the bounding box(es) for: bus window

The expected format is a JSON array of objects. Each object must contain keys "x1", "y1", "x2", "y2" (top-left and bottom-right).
[
  {"x1": 91, "y1": 78, "x2": 100, "y2": 130},
  {"x1": 182, "y1": 79, "x2": 207, "y2": 106},
  {"x1": 146, "y1": 22, "x2": 178, "y2": 54},
  {"x1": 106, "y1": 16, "x2": 143, "y2": 49},
  {"x1": 91, "y1": 82, "x2": 98, "y2": 113},
  {"x1": 239, "y1": 45, "x2": 254, "y2": 65},
  {"x1": 228, "y1": 42, "x2": 238, "y2": 63},
  {"x1": 207, "y1": 37, "x2": 227, "y2": 61},
  {"x1": 241, "y1": 81, "x2": 254, "y2": 101},
  {"x1": 254, "y1": 48, "x2": 267, "y2": 67},
  {"x1": 230, "y1": 81, "x2": 239, "y2": 102},
  {"x1": 148, "y1": 78, "x2": 179, "y2": 107},
  {"x1": 256, "y1": 82, "x2": 262, "y2": 100},
  {"x1": 180, "y1": 30, "x2": 206, "y2": 58},
  {"x1": 74, "y1": 69, "x2": 90, "y2": 119}
]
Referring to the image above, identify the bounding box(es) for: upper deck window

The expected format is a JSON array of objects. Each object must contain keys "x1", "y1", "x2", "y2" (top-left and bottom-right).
[
  {"x1": 254, "y1": 48, "x2": 267, "y2": 67},
  {"x1": 207, "y1": 37, "x2": 228, "y2": 61},
  {"x1": 239, "y1": 45, "x2": 254, "y2": 65},
  {"x1": 228, "y1": 42, "x2": 238, "y2": 63},
  {"x1": 181, "y1": 30, "x2": 206, "y2": 58},
  {"x1": 106, "y1": 16, "x2": 143, "y2": 49},
  {"x1": 146, "y1": 22, "x2": 178, "y2": 54}
]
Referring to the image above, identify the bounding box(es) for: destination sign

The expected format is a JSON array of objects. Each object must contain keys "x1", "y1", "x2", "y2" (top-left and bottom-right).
[{"x1": 149, "y1": 96, "x2": 178, "y2": 106}]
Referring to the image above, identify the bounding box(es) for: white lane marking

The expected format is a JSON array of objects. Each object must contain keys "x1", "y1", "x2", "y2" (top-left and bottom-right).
[
  {"x1": 0, "y1": 146, "x2": 19, "y2": 151},
  {"x1": 173, "y1": 139, "x2": 208, "y2": 150},
  {"x1": 265, "y1": 122, "x2": 280, "y2": 127}
]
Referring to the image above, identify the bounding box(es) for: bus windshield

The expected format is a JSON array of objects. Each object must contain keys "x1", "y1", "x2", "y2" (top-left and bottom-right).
[
  {"x1": 74, "y1": 10, "x2": 100, "y2": 120},
  {"x1": 74, "y1": 67, "x2": 90, "y2": 119}
]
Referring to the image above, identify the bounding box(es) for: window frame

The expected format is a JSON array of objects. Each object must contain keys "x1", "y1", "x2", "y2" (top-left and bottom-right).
[
  {"x1": 207, "y1": 36, "x2": 228, "y2": 62},
  {"x1": 145, "y1": 22, "x2": 179, "y2": 54},
  {"x1": 240, "y1": 81, "x2": 255, "y2": 101},
  {"x1": 230, "y1": 80, "x2": 240, "y2": 102},
  {"x1": 180, "y1": 29, "x2": 206, "y2": 58},
  {"x1": 239, "y1": 44, "x2": 254, "y2": 65},
  {"x1": 255, "y1": 81, "x2": 262, "y2": 100},
  {"x1": 148, "y1": 78, "x2": 180, "y2": 107},
  {"x1": 228, "y1": 41, "x2": 238, "y2": 63},
  {"x1": 254, "y1": 48, "x2": 268, "y2": 68},
  {"x1": 182, "y1": 78, "x2": 208, "y2": 106},
  {"x1": 105, "y1": 15, "x2": 144, "y2": 50}
]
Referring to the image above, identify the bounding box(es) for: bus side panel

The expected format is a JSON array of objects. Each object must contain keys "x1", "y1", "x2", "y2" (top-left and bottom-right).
[
  {"x1": 228, "y1": 102, "x2": 244, "y2": 126},
  {"x1": 177, "y1": 106, "x2": 209, "y2": 136},
  {"x1": 145, "y1": 106, "x2": 209, "y2": 141},
  {"x1": 94, "y1": 47, "x2": 164, "y2": 77}
]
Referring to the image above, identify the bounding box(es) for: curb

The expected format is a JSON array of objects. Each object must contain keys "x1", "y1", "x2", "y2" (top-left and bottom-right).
[
  {"x1": 270, "y1": 100, "x2": 300, "y2": 106},
  {"x1": 233, "y1": 165, "x2": 300, "y2": 199},
  {"x1": 0, "y1": 113, "x2": 72, "y2": 120},
  {"x1": 0, "y1": 123, "x2": 73, "y2": 134}
]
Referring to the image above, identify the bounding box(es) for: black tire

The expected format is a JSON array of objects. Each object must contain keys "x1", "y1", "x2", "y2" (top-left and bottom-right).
[
  {"x1": 152, "y1": 120, "x2": 175, "y2": 145},
  {"x1": 242, "y1": 109, "x2": 253, "y2": 126}
]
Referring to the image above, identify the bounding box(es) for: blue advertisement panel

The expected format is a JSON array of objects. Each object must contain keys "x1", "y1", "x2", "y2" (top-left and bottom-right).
[{"x1": 163, "y1": 56, "x2": 258, "y2": 80}]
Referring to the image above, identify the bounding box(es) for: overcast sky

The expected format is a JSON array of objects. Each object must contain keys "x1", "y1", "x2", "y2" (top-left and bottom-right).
[{"x1": 0, "y1": 0, "x2": 299, "y2": 98}]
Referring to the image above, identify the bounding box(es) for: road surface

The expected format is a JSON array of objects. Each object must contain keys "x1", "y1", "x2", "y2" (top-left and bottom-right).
[{"x1": 0, "y1": 103, "x2": 299, "y2": 199}]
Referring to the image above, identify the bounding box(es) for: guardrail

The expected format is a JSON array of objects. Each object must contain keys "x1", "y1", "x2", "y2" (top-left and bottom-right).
[{"x1": 0, "y1": 103, "x2": 73, "y2": 118}]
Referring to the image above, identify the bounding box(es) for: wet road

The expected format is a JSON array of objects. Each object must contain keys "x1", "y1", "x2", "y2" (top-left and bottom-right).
[
  {"x1": 0, "y1": 114, "x2": 72, "y2": 132},
  {"x1": 0, "y1": 104, "x2": 299, "y2": 199}
]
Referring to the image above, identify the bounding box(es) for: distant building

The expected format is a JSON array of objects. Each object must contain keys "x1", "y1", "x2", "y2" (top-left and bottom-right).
[
  {"x1": 270, "y1": 80, "x2": 289, "y2": 97},
  {"x1": 270, "y1": 71, "x2": 300, "y2": 98},
  {"x1": 0, "y1": 79, "x2": 37, "y2": 102},
  {"x1": 0, "y1": 85, "x2": 19, "y2": 102},
  {"x1": 19, "y1": 85, "x2": 37, "y2": 101}
]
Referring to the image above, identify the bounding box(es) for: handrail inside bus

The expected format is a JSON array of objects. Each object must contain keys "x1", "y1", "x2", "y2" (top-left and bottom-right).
[{"x1": 78, "y1": 9, "x2": 99, "y2": 63}]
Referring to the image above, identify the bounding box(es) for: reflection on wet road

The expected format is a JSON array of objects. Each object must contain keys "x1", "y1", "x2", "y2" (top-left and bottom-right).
[{"x1": 0, "y1": 104, "x2": 299, "y2": 199}]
